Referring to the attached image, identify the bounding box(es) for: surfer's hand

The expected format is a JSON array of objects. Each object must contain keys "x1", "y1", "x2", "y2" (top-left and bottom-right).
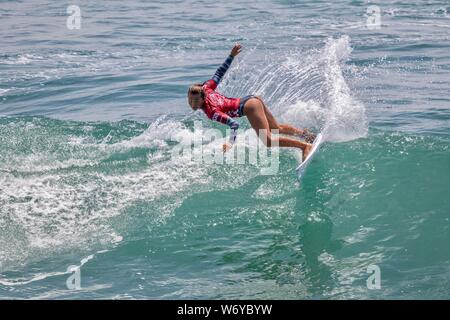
[
  {"x1": 230, "y1": 43, "x2": 242, "y2": 57},
  {"x1": 223, "y1": 142, "x2": 232, "y2": 153}
]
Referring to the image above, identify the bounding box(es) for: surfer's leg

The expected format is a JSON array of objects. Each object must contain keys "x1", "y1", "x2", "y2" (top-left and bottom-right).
[
  {"x1": 255, "y1": 96, "x2": 315, "y2": 143},
  {"x1": 244, "y1": 98, "x2": 312, "y2": 161},
  {"x1": 253, "y1": 97, "x2": 280, "y2": 131}
]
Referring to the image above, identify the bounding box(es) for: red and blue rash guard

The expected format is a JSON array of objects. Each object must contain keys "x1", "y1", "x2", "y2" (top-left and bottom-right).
[{"x1": 201, "y1": 55, "x2": 241, "y2": 144}]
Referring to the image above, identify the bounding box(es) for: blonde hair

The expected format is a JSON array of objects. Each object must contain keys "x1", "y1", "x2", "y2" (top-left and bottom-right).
[{"x1": 187, "y1": 83, "x2": 204, "y2": 99}]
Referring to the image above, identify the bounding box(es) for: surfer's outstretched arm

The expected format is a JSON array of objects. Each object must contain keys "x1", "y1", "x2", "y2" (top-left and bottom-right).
[
  {"x1": 211, "y1": 55, "x2": 234, "y2": 85},
  {"x1": 204, "y1": 43, "x2": 242, "y2": 91}
]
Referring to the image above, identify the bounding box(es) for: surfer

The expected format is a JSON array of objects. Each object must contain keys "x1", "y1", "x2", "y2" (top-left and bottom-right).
[{"x1": 187, "y1": 43, "x2": 316, "y2": 161}]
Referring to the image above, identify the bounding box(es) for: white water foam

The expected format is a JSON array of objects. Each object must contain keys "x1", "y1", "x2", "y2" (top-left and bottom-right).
[
  {"x1": 0, "y1": 118, "x2": 212, "y2": 268},
  {"x1": 220, "y1": 36, "x2": 368, "y2": 143}
]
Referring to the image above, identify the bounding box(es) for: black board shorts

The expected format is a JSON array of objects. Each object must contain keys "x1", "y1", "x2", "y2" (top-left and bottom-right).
[{"x1": 238, "y1": 95, "x2": 257, "y2": 117}]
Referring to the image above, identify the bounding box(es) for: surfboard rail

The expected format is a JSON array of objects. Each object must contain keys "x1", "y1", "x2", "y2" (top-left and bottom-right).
[{"x1": 296, "y1": 133, "x2": 323, "y2": 180}]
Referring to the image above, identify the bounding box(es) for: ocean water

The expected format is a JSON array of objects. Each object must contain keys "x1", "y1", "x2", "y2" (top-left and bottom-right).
[{"x1": 0, "y1": 0, "x2": 449, "y2": 299}]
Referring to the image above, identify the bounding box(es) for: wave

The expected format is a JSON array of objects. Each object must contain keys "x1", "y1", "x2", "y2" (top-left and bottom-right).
[{"x1": 0, "y1": 37, "x2": 367, "y2": 271}]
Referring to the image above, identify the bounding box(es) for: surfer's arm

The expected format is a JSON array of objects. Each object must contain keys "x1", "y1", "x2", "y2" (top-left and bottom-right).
[
  {"x1": 212, "y1": 111, "x2": 239, "y2": 144},
  {"x1": 208, "y1": 55, "x2": 234, "y2": 88},
  {"x1": 206, "y1": 44, "x2": 242, "y2": 90}
]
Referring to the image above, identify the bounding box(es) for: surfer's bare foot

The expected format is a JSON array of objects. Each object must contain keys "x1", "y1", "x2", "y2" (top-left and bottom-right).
[
  {"x1": 305, "y1": 135, "x2": 315, "y2": 143},
  {"x1": 301, "y1": 129, "x2": 316, "y2": 143},
  {"x1": 302, "y1": 143, "x2": 313, "y2": 162}
]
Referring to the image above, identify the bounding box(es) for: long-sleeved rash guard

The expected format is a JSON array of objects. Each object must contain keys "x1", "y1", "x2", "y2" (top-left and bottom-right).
[{"x1": 201, "y1": 55, "x2": 241, "y2": 144}]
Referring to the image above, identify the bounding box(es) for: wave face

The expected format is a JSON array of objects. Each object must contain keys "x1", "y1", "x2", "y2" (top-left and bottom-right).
[{"x1": 1, "y1": 0, "x2": 449, "y2": 299}]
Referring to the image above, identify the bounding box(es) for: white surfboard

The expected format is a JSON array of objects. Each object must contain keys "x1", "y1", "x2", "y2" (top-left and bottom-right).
[{"x1": 296, "y1": 133, "x2": 323, "y2": 180}]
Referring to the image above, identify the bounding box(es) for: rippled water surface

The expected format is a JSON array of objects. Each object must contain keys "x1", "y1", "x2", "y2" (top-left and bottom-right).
[{"x1": 0, "y1": 0, "x2": 449, "y2": 299}]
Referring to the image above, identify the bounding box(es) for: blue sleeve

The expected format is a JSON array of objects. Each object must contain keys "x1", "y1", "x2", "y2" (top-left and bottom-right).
[
  {"x1": 212, "y1": 111, "x2": 239, "y2": 144},
  {"x1": 211, "y1": 55, "x2": 234, "y2": 85}
]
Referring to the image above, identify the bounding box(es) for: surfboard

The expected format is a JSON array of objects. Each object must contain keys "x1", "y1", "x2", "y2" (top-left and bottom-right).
[{"x1": 296, "y1": 133, "x2": 323, "y2": 180}]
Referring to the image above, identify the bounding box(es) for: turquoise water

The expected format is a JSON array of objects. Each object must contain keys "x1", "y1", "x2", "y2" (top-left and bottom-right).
[{"x1": 0, "y1": 1, "x2": 449, "y2": 299}]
